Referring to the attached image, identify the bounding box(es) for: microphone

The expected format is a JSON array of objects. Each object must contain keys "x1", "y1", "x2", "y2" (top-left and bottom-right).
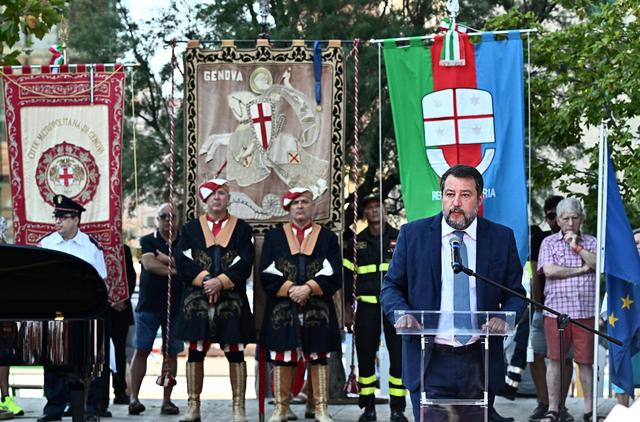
[{"x1": 449, "y1": 237, "x2": 463, "y2": 274}]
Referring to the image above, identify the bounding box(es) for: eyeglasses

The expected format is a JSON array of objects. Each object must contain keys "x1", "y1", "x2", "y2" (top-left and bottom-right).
[
  {"x1": 545, "y1": 212, "x2": 556, "y2": 220},
  {"x1": 158, "y1": 213, "x2": 176, "y2": 221}
]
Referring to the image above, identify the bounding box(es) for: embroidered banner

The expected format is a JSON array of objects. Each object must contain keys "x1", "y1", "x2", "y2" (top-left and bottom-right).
[
  {"x1": 1, "y1": 64, "x2": 127, "y2": 303},
  {"x1": 182, "y1": 41, "x2": 345, "y2": 235},
  {"x1": 384, "y1": 32, "x2": 528, "y2": 264}
]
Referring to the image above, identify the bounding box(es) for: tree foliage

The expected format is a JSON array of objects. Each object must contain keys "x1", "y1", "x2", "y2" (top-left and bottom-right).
[
  {"x1": 0, "y1": 0, "x2": 69, "y2": 64},
  {"x1": 486, "y1": 0, "x2": 640, "y2": 231}
]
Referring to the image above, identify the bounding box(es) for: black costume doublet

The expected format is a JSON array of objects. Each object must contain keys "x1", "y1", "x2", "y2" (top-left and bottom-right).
[
  {"x1": 175, "y1": 215, "x2": 256, "y2": 345},
  {"x1": 260, "y1": 223, "x2": 342, "y2": 353}
]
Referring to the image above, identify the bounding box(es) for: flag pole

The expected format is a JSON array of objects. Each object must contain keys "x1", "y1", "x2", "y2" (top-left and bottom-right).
[{"x1": 593, "y1": 121, "x2": 608, "y2": 418}]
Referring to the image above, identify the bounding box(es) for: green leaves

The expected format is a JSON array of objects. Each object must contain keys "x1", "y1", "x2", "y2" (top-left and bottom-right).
[
  {"x1": 488, "y1": 0, "x2": 640, "y2": 231},
  {"x1": 0, "y1": 0, "x2": 69, "y2": 65}
]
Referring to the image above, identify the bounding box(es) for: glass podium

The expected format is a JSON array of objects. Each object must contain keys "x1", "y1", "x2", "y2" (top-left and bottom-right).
[{"x1": 393, "y1": 310, "x2": 517, "y2": 422}]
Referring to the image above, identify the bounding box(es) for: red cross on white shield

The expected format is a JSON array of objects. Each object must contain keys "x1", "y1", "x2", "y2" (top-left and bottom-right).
[
  {"x1": 58, "y1": 166, "x2": 74, "y2": 186},
  {"x1": 249, "y1": 102, "x2": 273, "y2": 150},
  {"x1": 422, "y1": 88, "x2": 496, "y2": 176}
]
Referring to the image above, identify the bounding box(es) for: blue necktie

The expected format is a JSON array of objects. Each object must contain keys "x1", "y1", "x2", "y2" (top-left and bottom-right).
[{"x1": 453, "y1": 230, "x2": 472, "y2": 345}]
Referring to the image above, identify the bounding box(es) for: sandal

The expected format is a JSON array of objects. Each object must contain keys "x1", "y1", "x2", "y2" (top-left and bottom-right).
[
  {"x1": 540, "y1": 410, "x2": 558, "y2": 422},
  {"x1": 160, "y1": 401, "x2": 179, "y2": 415}
]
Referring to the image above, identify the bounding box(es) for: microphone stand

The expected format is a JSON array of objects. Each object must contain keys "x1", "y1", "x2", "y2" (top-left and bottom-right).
[{"x1": 455, "y1": 264, "x2": 621, "y2": 422}]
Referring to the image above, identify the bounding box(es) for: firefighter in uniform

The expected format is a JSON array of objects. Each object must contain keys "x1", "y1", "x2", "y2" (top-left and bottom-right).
[{"x1": 343, "y1": 194, "x2": 408, "y2": 422}]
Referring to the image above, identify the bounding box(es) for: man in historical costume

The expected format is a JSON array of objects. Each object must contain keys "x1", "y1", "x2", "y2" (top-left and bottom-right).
[
  {"x1": 380, "y1": 165, "x2": 526, "y2": 422},
  {"x1": 260, "y1": 187, "x2": 342, "y2": 422},
  {"x1": 35, "y1": 195, "x2": 108, "y2": 422},
  {"x1": 128, "y1": 203, "x2": 183, "y2": 416},
  {"x1": 343, "y1": 194, "x2": 408, "y2": 422},
  {"x1": 537, "y1": 198, "x2": 597, "y2": 422},
  {"x1": 175, "y1": 179, "x2": 256, "y2": 422}
]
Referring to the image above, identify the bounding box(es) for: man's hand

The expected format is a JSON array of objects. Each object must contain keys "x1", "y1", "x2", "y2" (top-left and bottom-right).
[
  {"x1": 289, "y1": 285, "x2": 312, "y2": 306},
  {"x1": 563, "y1": 231, "x2": 578, "y2": 249},
  {"x1": 394, "y1": 314, "x2": 422, "y2": 330},
  {"x1": 111, "y1": 301, "x2": 127, "y2": 312},
  {"x1": 203, "y1": 277, "x2": 223, "y2": 298},
  {"x1": 481, "y1": 317, "x2": 509, "y2": 334},
  {"x1": 156, "y1": 251, "x2": 177, "y2": 275},
  {"x1": 344, "y1": 303, "x2": 354, "y2": 330}
]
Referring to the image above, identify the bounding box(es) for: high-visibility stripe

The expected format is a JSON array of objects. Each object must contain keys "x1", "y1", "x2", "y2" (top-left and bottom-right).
[
  {"x1": 389, "y1": 387, "x2": 407, "y2": 397},
  {"x1": 388, "y1": 375, "x2": 403, "y2": 386},
  {"x1": 356, "y1": 295, "x2": 378, "y2": 304},
  {"x1": 379, "y1": 263, "x2": 390, "y2": 272},
  {"x1": 358, "y1": 374, "x2": 377, "y2": 385},
  {"x1": 359, "y1": 387, "x2": 376, "y2": 396},
  {"x1": 505, "y1": 377, "x2": 519, "y2": 388},
  {"x1": 507, "y1": 365, "x2": 523, "y2": 374},
  {"x1": 357, "y1": 264, "x2": 377, "y2": 274},
  {"x1": 343, "y1": 258, "x2": 355, "y2": 271}
]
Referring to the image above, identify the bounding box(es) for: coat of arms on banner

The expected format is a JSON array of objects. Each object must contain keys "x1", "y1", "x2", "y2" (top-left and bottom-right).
[
  {"x1": 36, "y1": 141, "x2": 100, "y2": 205},
  {"x1": 1, "y1": 65, "x2": 127, "y2": 303},
  {"x1": 423, "y1": 88, "x2": 496, "y2": 176},
  {"x1": 183, "y1": 41, "x2": 345, "y2": 234}
]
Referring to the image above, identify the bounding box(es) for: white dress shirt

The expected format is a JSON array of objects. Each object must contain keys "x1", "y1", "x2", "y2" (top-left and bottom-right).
[
  {"x1": 39, "y1": 230, "x2": 107, "y2": 279},
  {"x1": 435, "y1": 217, "x2": 479, "y2": 346}
]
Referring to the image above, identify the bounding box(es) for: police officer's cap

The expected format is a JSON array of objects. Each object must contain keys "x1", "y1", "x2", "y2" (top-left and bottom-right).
[
  {"x1": 360, "y1": 193, "x2": 382, "y2": 210},
  {"x1": 52, "y1": 194, "x2": 86, "y2": 217}
]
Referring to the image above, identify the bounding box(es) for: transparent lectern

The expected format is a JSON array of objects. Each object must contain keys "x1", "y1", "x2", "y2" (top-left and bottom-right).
[{"x1": 394, "y1": 310, "x2": 516, "y2": 422}]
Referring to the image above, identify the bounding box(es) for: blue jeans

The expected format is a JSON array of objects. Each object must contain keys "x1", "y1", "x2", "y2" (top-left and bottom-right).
[{"x1": 134, "y1": 311, "x2": 183, "y2": 354}]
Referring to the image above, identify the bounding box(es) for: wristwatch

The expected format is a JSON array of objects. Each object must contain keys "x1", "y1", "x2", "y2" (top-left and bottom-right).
[{"x1": 202, "y1": 274, "x2": 213, "y2": 288}]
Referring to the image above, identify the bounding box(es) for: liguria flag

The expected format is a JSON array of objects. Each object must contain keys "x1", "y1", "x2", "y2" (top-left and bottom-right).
[{"x1": 384, "y1": 31, "x2": 528, "y2": 264}]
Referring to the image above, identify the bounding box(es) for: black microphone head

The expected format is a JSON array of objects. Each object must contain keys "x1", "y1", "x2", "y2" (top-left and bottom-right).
[{"x1": 449, "y1": 236, "x2": 461, "y2": 247}]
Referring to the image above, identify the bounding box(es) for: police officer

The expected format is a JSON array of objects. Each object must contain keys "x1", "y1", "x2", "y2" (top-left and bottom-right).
[
  {"x1": 36, "y1": 195, "x2": 107, "y2": 422},
  {"x1": 343, "y1": 194, "x2": 407, "y2": 422}
]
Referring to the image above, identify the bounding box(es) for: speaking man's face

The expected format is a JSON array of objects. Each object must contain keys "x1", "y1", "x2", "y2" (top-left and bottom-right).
[{"x1": 441, "y1": 176, "x2": 483, "y2": 230}]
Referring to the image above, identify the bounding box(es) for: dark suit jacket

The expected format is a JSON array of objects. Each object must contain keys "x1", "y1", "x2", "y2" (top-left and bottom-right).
[{"x1": 380, "y1": 213, "x2": 526, "y2": 393}]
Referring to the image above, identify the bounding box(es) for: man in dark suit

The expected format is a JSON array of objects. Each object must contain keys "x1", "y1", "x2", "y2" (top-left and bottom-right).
[{"x1": 380, "y1": 165, "x2": 526, "y2": 422}]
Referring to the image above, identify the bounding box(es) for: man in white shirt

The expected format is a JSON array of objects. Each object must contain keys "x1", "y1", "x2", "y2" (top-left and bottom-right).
[{"x1": 36, "y1": 195, "x2": 107, "y2": 422}]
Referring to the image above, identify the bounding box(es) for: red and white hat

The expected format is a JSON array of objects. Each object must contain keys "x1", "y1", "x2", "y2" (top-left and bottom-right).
[
  {"x1": 198, "y1": 178, "x2": 229, "y2": 201},
  {"x1": 282, "y1": 187, "x2": 314, "y2": 210}
]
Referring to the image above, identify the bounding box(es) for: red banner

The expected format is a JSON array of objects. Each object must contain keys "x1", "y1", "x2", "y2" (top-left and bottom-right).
[{"x1": 2, "y1": 64, "x2": 127, "y2": 303}]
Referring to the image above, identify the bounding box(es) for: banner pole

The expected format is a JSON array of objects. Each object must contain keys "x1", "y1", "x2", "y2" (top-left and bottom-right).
[
  {"x1": 593, "y1": 121, "x2": 607, "y2": 419},
  {"x1": 369, "y1": 28, "x2": 537, "y2": 44}
]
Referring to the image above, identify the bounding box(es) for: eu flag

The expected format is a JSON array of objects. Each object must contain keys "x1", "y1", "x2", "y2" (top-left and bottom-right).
[{"x1": 604, "y1": 143, "x2": 640, "y2": 396}]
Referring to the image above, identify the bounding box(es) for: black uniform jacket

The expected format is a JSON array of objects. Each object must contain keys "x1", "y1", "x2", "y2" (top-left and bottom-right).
[
  {"x1": 343, "y1": 223, "x2": 398, "y2": 303},
  {"x1": 175, "y1": 214, "x2": 256, "y2": 344},
  {"x1": 259, "y1": 223, "x2": 342, "y2": 353}
]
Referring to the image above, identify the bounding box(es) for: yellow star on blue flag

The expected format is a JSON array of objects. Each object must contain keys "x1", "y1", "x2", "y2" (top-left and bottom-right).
[{"x1": 604, "y1": 142, "x2": 640, "y2": 396}]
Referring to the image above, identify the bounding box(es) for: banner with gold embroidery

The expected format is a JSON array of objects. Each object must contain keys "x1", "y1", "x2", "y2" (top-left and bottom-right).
[
  {"x1": 1, "y1": 64, "x2": 127, "y2": 303},
  {"x1": 183, "y1": 40, "x2": 345, "y2": 234}
]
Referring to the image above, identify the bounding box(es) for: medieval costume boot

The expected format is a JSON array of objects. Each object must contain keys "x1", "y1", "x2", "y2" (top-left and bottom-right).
[
  {"x1": 310, "y1": 364, "x2": 332, "y2": 422},
  {"x1": 179, "y1": 362, "x2": 203, "y2": 422},
  {"x1": 229, "y1": 362, "x2": 249, "y2": 422},
  {"x1": 269, "y1": 366, "x2": 293, "y2": 422},
  {"x1": 304, "y1": 378, "x2": 315, "y2": 419}
]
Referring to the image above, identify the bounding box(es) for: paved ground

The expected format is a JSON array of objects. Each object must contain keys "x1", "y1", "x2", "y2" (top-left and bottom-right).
[
  {"x1": 6, "y1": 356, "x2": 617, "y2": 421},
  {"x1": 4, "y1": 396, "x2": 618, "y2": 422}
]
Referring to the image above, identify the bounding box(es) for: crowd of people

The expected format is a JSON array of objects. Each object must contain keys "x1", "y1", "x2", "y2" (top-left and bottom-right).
[{"x1": 0, "y1": 164, "x2": 635, "y2": 422}]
